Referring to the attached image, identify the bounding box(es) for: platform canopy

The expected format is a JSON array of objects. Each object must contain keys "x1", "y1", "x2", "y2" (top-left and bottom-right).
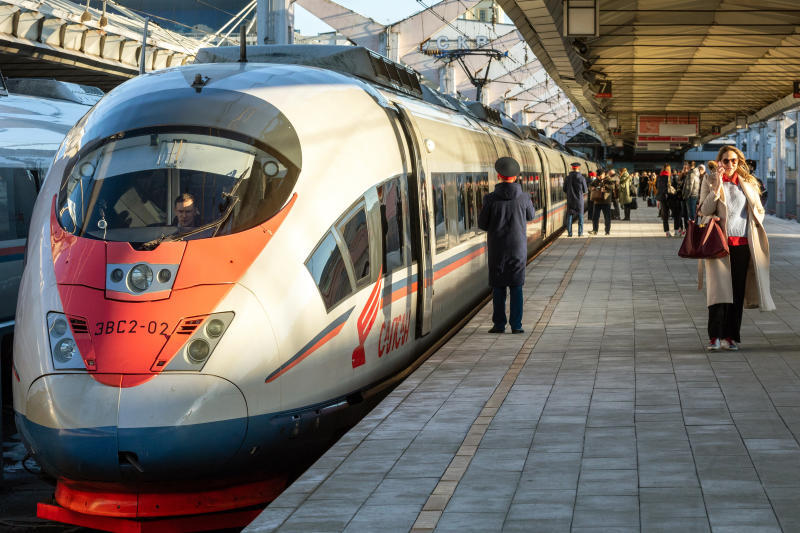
[
  {"x1": 0, "y1": 0, "x2": 201, "y2": 91},
  {"x1": 498, "y1": 0, "x2": 800, "y2": 152}
]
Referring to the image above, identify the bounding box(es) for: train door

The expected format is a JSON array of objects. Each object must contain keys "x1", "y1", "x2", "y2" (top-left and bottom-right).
[
  {"x1": 525, "y1": 146, "x2": 546, "y2": 240},
  {"x1": 534, "y1": 146, "x2": 551, "y2": 237},
  {"x1": 393, "y1": 104, "x2": 433, "y2": 338}
]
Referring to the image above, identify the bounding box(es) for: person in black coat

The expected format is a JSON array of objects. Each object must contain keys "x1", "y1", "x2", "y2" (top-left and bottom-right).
[
  {"x1": 564, "y1": 162, "x2": 588, "y2": 237},
  {"x1": 478, "y1": 156, "x2": 535, "y2": 334},
  {"x1": 586, "y1": 171, "x2": 596, "y2": 219}
]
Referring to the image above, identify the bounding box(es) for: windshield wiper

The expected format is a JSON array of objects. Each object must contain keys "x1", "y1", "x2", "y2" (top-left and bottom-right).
[
  {"x1": 210, "y1": 193, "x2": 241, "y2": 237},
  {"x1": 141, "y1": 230, "x2": 179, "y2": 250}
]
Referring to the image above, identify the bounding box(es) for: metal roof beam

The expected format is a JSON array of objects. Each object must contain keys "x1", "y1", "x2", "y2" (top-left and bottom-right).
[{"x1": 294, "y1": 0, "x2": 385, "y2": 51}]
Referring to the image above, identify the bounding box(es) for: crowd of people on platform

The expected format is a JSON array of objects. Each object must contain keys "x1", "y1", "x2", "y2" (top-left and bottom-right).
[{"x1": 563, "y1": 159, "x2": 768, "y2": 238}]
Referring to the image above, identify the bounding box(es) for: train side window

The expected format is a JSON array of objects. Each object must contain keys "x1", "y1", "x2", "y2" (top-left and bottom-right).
[
  {"x1": 456, "y1": 174, "x2": 468, "y2": 236},
  {"x1": 473, "y1": 175, "x2": 482, "y2": 227},
  {"x1": 306, "y1": 232, "x2": 353, "y2": 310},
  {"x1": 378, "y1": 179, "x2": 405, "y2": 274},
  {"x1": 338, "y1": 206, "x2": 371, "y2": 286},
  {"x1": 432, "y1": 173, "x2": 447, "y2": 251},
  {"x1": 463, "y1": 175, "x2": 476, "y2": 231},
  {"x1": 475, "y1": 173, "x2": 489, "y2": 225},
  {"x1": 0, "y1": 168, "x2": 40, "y2": 241}
]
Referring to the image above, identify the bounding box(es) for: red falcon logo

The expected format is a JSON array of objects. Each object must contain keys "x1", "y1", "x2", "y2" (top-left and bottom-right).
[{"x1": 352, "y1": 269, "x2": 383, "y2": 368}]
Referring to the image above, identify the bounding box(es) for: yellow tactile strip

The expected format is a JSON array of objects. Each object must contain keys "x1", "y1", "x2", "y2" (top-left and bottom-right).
[{"x1": 410, "y1": 238, "x2": 591, "y2": 532}]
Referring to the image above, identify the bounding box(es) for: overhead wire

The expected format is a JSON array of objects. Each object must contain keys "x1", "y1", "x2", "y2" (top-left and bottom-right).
[{"x1": 413, "y1": 0, "x2": 570, "y2": 128}]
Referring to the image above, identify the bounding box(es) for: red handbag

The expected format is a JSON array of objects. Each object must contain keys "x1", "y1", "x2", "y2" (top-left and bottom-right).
[{"x1": 678, "y1": 219, "x2": 730, "y2": 259}]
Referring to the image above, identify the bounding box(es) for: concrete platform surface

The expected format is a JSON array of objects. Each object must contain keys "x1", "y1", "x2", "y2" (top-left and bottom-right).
[{"x1": 245, "y1": 205, "x2": 800, "y2": 533}]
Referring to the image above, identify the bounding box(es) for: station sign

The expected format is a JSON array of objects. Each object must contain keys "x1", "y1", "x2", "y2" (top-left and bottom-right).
[
  {"x1": 636, "y1": 114, "x2": 698, "y2": 147},
  {"x1": 595, "y1": 80, "x2": 612, "y2": 98},
  {"x1": 420, "y1": 35, "x2": 491, "y2": 54}
]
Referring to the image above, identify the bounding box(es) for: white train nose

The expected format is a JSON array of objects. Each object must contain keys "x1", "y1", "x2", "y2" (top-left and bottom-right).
[{"x1": 19, "y1": 373, "x2": 247, "y2": 481}]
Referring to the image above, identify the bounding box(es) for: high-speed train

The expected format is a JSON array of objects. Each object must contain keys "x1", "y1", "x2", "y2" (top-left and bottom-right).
[{"x1": 13, "y1": 45, "x2": 596, "y2": 526}]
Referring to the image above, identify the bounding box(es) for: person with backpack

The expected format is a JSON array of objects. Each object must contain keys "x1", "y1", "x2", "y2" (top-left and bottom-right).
[{"x1": 588, "y1": 171, "x2": 617, "y2": 235}]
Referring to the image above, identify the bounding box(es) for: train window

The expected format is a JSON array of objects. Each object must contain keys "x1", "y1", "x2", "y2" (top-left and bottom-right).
[
  {"x1": 306, "y1": 232, "x2": 353, "y2": 310},
  {"x1": 56, "y1": 131, "x2": 300, "y2": 245},
  {"x1": 473, "y1": 176, "x2": 482, "y2": 225},
  {"x1": 475, "y1": 173, "x2": 489, "y2": 225},
  {"x1": 338, "y1": 207, "x2": 371, "y2": 285},
  {"x1": 432, "y1": 173, "x2": 447, "y2": 251},
  {"x1": 0, "y1": 168, "x2": 40, "y2": 241},
  {"x1": 462, "y1": 175, "x2": 476, "y2": 231},
  {"x1": 526, "y1": 175, "x2": 541, "y2": 210},
  {"x1": 456, "y1": 175, "x2": 467, "y2": 236},
  {"x1": 378, "y1": 179, "x2": 405, "y2": 274}
]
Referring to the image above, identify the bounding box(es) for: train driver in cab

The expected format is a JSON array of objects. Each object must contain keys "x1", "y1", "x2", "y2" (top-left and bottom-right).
[{"x1": 174, "y1": 193, "x2": 199, "y2": 231}]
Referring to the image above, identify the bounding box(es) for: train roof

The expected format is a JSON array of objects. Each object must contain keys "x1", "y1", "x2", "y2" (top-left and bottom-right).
[
  {"x1": 195, "y1": 44, "x2": 559, "y2": 146},
  {"x1": 0, "y1": 80, "x2": 97, "y2": 169}
]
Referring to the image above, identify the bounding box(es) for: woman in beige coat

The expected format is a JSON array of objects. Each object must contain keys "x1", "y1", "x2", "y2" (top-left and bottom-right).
[{"x1": 697, "y1": 145, "x2": 774, "y2": 351}]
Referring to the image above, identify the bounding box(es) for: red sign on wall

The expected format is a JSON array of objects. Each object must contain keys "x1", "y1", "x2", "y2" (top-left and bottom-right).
[{"x1": 637, "y1": 115, "x2": 699, "y2": 144}]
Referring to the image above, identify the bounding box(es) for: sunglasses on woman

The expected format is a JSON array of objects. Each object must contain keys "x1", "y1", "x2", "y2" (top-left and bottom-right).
[{"x1": 722, "y1": 158, "x2": 738, "y2": 164}]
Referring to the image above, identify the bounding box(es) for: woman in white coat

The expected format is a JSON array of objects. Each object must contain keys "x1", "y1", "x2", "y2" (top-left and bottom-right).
[{"x1": 697, "y1": 145, "x2": 774, "y2": 351}]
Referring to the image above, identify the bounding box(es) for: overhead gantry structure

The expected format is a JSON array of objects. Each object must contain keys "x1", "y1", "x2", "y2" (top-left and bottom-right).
[
  {"x1": 497, "y1": 0, "x2": 800, "y2": 153},
  {"x1": 295, "y1": 0, "x2": 582, "y2": 133},
  {"x1": 0, "y1": 0, "x2": 201, "y2": 91}
]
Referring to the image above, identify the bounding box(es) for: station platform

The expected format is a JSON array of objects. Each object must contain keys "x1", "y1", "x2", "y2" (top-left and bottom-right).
[{"x1": 245, "y1": 205, "x2": 800, "y2": 533}]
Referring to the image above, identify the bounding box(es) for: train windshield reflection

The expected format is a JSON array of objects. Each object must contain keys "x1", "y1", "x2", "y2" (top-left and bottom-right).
[{"x1": 56, "y1": 132, "x2": 298, "y2": 244}]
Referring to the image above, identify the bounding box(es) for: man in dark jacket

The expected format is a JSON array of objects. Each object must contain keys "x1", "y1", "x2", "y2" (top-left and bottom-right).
[
  {"x1": 563, "y1": 162, "x2": 588, "y2": 237},
  {"x1": 589, "y1": 172, "x2": 616, "y2": 235},
  {"x1": 478, "y1": 156, "x2": 535, "y2": 334}
]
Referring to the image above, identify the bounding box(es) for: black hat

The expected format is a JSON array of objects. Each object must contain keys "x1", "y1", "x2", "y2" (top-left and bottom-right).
[
  {"x1": 570, "y1": 162, "x2": 581, "y2": 168},
  {"x1": 495, "y1": 156, "x2": 520, "y2": 177}
]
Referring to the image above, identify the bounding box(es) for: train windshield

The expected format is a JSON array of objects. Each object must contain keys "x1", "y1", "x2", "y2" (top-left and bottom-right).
[{"x1": 56, "y1": 132, "x2": 299, "y2": 245}]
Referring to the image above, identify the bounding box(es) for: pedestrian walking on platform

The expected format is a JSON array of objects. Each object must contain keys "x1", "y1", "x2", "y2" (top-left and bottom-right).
[
  {"x1": 618, "y1": 167, "x2": 633, "y2": 220},
  {"x1": 608, "y1": 169, "x2": 621, "y2": 220},
  {"x1": 586, "y1": 170, "x2": 597, "y2": 220},
  {"x1": 656, "y1": 165, "x2": 681, "y2": 236},
  {"x1": 478, "y1": 156, "x2": 535, "y2": 334},
  {"x1": 588, "y1": 171, "x2": 616, "y2": 235},
  {"x1": 684, "y1": 163, "x2": 702, "y2": 222},
  {"x1": 564, "y1": 162, "x2": 588, "y2": 236},
  {"x1": 698, "y1": 145, "x2": 774, "y2": 351}
]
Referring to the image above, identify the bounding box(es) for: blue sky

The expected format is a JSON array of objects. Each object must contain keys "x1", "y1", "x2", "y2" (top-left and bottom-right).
[{"x1": 294, "y1": 1, "x2": 427, "y2": 35}]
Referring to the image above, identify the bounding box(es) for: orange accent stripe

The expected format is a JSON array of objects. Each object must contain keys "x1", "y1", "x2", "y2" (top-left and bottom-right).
[
  {"x1": 266, "y1": 321, "x2": 347, "y2": 383},
  {"x1": 433, "y1": 247, "x2": 486, "y2": 281}
]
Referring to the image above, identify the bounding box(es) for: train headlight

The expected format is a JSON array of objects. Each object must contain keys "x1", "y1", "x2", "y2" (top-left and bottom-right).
[
  {"x1": 205, "y1": 319, "x2": 225, "y2": 338},
  {"x1": 54, "y1": 339, "x2": 77, "y2": 363},
  {"x1": 160, "y1": 312, "x2": 234, "y2": 371},
  {"x1": 128, "y1": 264, "x2": 153, "y2": 292},
  {"x1": 187, "y1": 339, "x2": 210, "y2": 363},
  {"x1": 51, "y1": 318, "x2": 68, "y2": 337},
  {"x1": 47, "y1": 312, "x2": 86, "y2": 370},
  {"x1": 111, "y1": 268, "x2": 124, "y2": 283}
]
